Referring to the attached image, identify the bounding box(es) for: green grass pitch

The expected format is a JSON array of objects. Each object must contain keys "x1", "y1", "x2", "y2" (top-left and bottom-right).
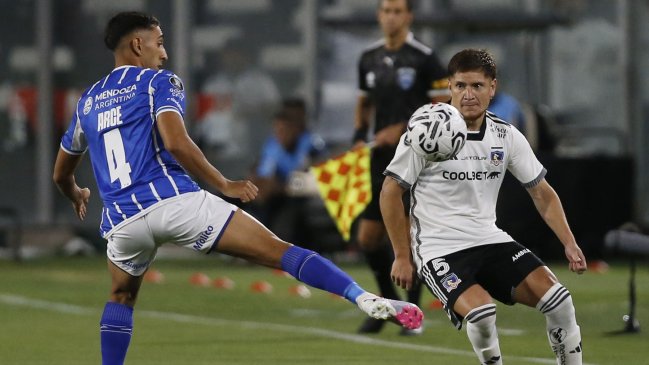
[{"x1": 0, "y1": 256, "x2": 648, "y2": 364}]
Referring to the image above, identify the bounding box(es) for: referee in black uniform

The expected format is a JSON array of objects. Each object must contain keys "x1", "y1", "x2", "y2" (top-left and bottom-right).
[{"x1": 353, "y1": 0, "x2": 449, "y2": 335}]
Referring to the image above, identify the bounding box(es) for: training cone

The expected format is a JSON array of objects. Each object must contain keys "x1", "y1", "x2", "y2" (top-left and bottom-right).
[
  {"x1": 212, "y1": 276, "x2": 235, "y2": 289},
  {"x1": 428, "y1": 299, "x2": 444, "y2": 310},
  {"x1": 250, "y1": 280, "x2": 273, "y2": 294},
  {"x1": 143, "y1": 269, "x2": 164, "y2": 284},
  {"x1": 589, "y1": 260, "x2": 609, "y2": 274},
  {"x1": 288, "y1": 284, "x2": 311, "y2": 298},
  {"x1": 271, "y1": 269, "x2": 290, "y2": 277},
  {"x1": 189, "y1": 272, "x2": 210, "y2": 287}
]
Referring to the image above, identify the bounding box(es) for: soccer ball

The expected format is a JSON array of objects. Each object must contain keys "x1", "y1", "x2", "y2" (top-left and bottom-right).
[{"x1": 406, "y1": 103, "x2": 467, "y2": 161}]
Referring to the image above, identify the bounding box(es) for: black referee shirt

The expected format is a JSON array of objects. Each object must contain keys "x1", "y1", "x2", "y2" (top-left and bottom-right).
[{"x1": 358, "y1": 33, "x2": 448, "y2": 134}]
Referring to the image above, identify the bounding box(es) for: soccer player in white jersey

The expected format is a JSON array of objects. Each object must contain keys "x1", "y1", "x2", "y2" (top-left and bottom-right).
[
  {"x1": 381, "y1": 49, "x2": 587, "y2": 365},
  {"x1": 52, "y1": 12, "x2": 423, "y2": 365}
]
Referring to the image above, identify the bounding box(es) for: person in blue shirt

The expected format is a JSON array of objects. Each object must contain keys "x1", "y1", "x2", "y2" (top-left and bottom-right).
[
  {"x1": 52, "y1": 12, "x2": 423, "y2": 365},
  {"x1": 488, "y1": 91, "x2": 526, "y2": 134},
  {"x1": 252, "y1": 105, "x2": 325, "y2": 243},
  {"x1": 256, "y1": 108, "x2": 323, "y2": 186}
]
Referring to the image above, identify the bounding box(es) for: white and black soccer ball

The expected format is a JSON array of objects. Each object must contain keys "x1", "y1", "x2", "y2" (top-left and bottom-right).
[{"x1": 406, "y1": 103, "x2": 467, "y2": 162}]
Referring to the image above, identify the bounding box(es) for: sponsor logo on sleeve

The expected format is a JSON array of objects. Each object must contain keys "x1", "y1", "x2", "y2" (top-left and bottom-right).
[
  {"x1": 366, "y1": 72, "x2": 376, "y2": 88},
  {"x1": 169, "y1": 75, "x2": 184, "y2": 90}
]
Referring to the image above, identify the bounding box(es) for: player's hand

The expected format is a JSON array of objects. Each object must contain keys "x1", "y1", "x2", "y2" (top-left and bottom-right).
[
  {"x1": 391, "y1": 257, "x2": 417, "y2": 290},
  {"x1": 351, "y1": 140, "x2": 366, "y2": 150},
  {"x1": 72, "y1": 187, "x2": 90, "y2": 221},
  {"x1": 565, "y1": 243, "x2": 587, "y2": 274},
  {"x1": 222, "y1": 180, "x2": 259, "y2": 203}
]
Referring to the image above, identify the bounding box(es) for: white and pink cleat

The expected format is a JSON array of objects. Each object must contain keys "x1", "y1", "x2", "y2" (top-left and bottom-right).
[{"x1": 356, "y1": 293, "x2": 424, "y2": 330}]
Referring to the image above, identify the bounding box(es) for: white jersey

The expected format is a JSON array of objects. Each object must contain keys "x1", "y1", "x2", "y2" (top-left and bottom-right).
[{"x1": 384, "y1": 112, "x2": 546, "y2": 272}]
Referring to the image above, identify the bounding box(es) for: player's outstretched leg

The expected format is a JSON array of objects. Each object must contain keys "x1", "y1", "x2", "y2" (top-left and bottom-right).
[
  {"x1": 537, "y1": 283, "x2": 583, "y2": 365},
  {"x1": 281, "y1": 245, "x2": 423, "y2": 329},
  {"x1": 465, "y1": 303, "x2": 502, "y2": 365}
]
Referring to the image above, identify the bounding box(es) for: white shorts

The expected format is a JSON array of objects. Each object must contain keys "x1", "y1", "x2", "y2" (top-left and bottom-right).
[{"x1": 105, "y1": 190, "x2": 238, "y2": 276}]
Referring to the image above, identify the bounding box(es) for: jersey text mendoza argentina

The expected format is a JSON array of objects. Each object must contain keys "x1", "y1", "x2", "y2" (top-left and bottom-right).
[{"x1": 60, "y1": 66, "x2": 200, "y2": 237}]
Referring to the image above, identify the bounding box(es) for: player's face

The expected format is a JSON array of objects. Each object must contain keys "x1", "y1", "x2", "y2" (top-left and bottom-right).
[
  {"x1": 377, "y1": 0, "x2": 412, "y2": 38},
  {"x1": 449, "y1": 71, "x2": 496, "y2": 127},
  {"x1": 138, "y1": 26, "x2": 168, "y2": 70}
]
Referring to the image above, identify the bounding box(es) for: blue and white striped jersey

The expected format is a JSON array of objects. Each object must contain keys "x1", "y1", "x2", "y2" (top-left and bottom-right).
[{"x1": 60, "y1": 65, "x2": 200, "y2": 237}]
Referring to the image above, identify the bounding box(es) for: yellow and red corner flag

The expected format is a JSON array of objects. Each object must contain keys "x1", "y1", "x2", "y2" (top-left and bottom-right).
[{"x1": 310, "y1": 146, "x2": 371, "y2": 241}]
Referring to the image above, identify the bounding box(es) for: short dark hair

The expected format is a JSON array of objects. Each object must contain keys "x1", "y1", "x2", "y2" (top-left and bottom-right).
[
  {"x1": 282, "y1": 98, "x2": 306, "y2": 112},
  {"x1": 104, "y1": 12, "x2": 160, "y2": 51},
  {"x1": 273, "y1": 109, "x2": 305, "y2": 129},
  {"x1": 447, "y1": 49, "x2": 497, "y2": 80},
  {"x1": 378, "y1": 0, "x2": 414, "y2": 12}
]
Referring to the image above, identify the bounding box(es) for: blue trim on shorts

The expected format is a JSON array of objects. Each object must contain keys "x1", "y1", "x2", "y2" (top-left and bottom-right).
[{"x1": 207, "y1": 210, "x2": 236, "y2": 254}]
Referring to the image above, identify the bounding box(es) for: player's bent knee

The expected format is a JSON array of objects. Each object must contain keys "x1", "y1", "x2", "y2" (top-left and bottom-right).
[
  {"x1": 514, "y1": 266, "x2": 559, "y2": 307},
  {"x1": 536, "y1": 283, "x2": 574, "y2": 318}
]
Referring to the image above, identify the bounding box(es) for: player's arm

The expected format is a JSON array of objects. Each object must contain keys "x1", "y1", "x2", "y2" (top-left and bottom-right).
[
  {"x1": 380, "y1": 176, "x2": 415, "y2": 290},
  {"x1": 157, "y1": 111, "x2": 258, "y2": 202},
  {"x1": 53, "y1": 149, "x2": 90, "y2": 220},
  {"x1": 526, "y1": 179, "x2": 587, "y2": 274},
  {"x1": 353, "y1": 94, "x2": 372, "y2": 148}
]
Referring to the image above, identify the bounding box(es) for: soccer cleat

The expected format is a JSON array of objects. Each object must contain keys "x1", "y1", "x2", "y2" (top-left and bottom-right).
[{"x1": 356, "y1": 293, "x2": 424, "y2": 330}]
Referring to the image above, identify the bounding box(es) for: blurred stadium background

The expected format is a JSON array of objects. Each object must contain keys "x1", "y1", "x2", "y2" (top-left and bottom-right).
[{"x1": 0, "y1": 1, "x2": 648, "y2": 363}]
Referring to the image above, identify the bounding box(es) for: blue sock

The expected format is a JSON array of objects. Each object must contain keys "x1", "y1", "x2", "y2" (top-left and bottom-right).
[
  {"x1": 281, "y1": 245, "x2": 367, "y2": 303},
  {"x1": 100, "y1": 302, "x2": 133, "y2": 365}
]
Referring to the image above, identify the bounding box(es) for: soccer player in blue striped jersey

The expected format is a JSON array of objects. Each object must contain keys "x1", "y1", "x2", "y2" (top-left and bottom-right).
[{"x1": 53, "y1": 12, "x2": 423, "y2": 365}]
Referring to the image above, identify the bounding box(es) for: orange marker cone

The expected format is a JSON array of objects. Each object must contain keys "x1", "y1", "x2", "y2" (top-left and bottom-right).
[
  {"x1": 272, "y1": 269, "x2": 290, "y2": 277},
  {"x1": 212, "y1": 276, "x2": 235, "y2": 289},
  {"x1": 288, "y1": 284, "x2": 311, "y2": 298},
  {"x1": 143, "y1": 269, "x2": 164, "y2": 284},
  {"x1": 250, "y1": 280, "x2": 273, "y2": 293},
  {"x1": 428, "y1": 299, "x2": 443, "y2": 310},
  {"x1": 189, "y1": 272, "x2": 210, "y2": 287}
]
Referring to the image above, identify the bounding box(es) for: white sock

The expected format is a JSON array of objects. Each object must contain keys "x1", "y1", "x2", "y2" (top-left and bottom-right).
[
  {"x1": 465, "y1": 303, "x2": 502, "y2": 365},
  {"x1": 537, "y1": 283, "x2": 583, "y2": 365}
]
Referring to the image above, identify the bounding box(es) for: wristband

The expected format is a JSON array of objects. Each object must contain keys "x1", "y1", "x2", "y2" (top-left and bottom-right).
[{"x1": 352, "y1": 127, "x2": 368, "y2": 143}]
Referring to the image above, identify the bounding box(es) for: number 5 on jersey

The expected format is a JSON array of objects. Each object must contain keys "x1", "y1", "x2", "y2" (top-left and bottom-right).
[{"x1": 104, "y1": 128, "x2": 132, "y2": 188}]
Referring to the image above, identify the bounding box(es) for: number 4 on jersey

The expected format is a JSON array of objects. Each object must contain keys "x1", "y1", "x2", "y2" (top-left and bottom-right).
[{"x1": 104, "y1": 128, "x2": 132, "y2": 188}]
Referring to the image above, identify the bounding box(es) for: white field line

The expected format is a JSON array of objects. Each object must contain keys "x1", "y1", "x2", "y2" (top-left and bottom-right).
[{"x1": 0, "y1": 293, "x2": 595, "y2": 365}]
